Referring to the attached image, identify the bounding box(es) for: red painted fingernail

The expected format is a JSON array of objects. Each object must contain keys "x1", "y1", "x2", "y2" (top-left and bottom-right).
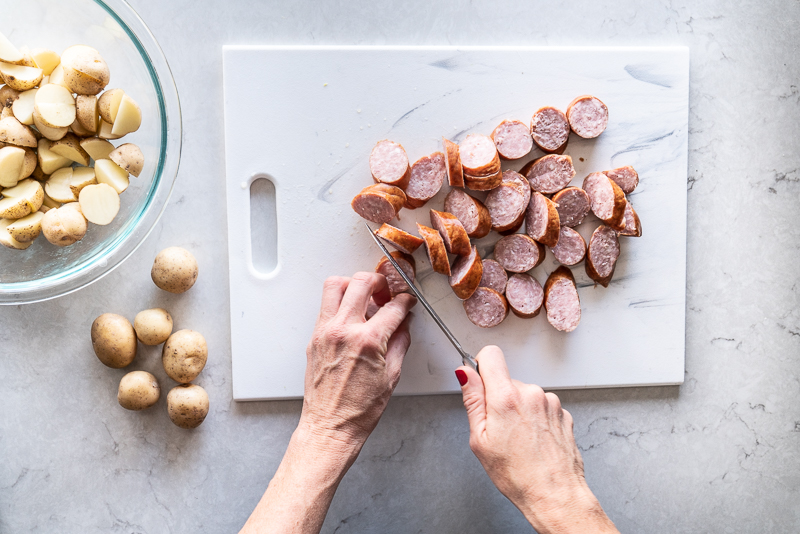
[{"x1": 455, "y1": 369, "x2": 468, "y2": 386}]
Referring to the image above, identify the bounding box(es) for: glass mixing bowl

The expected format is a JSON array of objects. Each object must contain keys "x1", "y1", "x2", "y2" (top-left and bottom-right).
[{"x1": 0, "y1": 0, "x2": 181, "y2": 304}]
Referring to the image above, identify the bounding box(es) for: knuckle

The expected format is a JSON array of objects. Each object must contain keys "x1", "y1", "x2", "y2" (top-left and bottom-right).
[
  {"x1": 323, "y1": 276, "x2": 346, "y2": 290},
  {"x1": 526, "y1": 384, "x2": 546, "y2": 404},
  {"x1": 351, "y1": 271, "x2": 377, "y2": 285},
  {"x1": 545, "y1": 392, "x2": 562, "y2": 410}
]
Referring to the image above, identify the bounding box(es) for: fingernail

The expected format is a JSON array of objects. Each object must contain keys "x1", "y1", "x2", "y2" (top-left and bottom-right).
[{"x1": 455, "y1": 369, "x2": 468, "y2": 386}]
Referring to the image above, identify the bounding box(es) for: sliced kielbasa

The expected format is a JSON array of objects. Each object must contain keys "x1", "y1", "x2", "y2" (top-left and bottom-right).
[
  {"x1": 376, "y1": 224, "x2": 424, "y2": 254},
  {"x1": 491, "y1": 119, "x2": 533, "y2": 160},
  {"x1": 478, "y1": 259, "x2": 508, "y2": 295},
  {"x1": 544, "y1": 266, "x2": 581, "y2": 332},
  {"x1": 582, "y1": 172, "x2": 626, "y2": 231},
  {"x1": 604, "y1": 166, "x2": 639, "y2": 194},
  {"x1": 485, "y1": 170, "x2": 531, "y2": 233},
  {"x1": 524, "y1": 154, "x2": 575, "y2": 195},
  {"x1": 369, "y1": 140, "x2": 410, "y2": 189},
  {"x1": 405, "y1": 152, "x2": 446, "y2": 209},
  {"x1": 459, "y1": 133, "x2": 501, "y2": 176},
  {"x1": 525, "y1": 192, "x2": 561, "y2": 247},
  {"x1": 585, "y1": 225, "x2": 620, "y2": 287},
  {"x1": 549, "y1": 227, "x2": 586, "y2": 266},
  {"x1": 351, "y1": 184, "x2": 406, "y2": 224},
  {"x1": 444, "y1": 188, "x2": 491, "y2": 239},
  {"x1": 618, "y1": 200, "x2": 642, "y2": 237},
  {"x1": 566, "y1": 95, "x2": 609, "y2": 139},
  {"x1": 493, "y1": 234, "x2": 545, "y2": 273},
  {"x1": 375, "y1": 251, "x2": 416, "y2": 297},
  {"x1": 430, "y1": 210, "x2": 471, "y2": 256},
  {"x1": 530, "y1": 107, "x2": 570, "y2": 154},
  {"x1": 552, "y1": 186, "x2": 590, "y2": 227},
  {"x1": 505, "y1": 273, "x2": 544, "y2": 319},
  {"x1": 463, "y1": 287, "x2": 508, "y2": 328},
  {"x1": 450, "y1": 245, "x2": 483, "y2": 300},
  {"x1": 417, "y1": 223, "x2": 450, "y2": 276},
  {"x1": 442, "y1": 137, "x2": 464, "y2": 188}
]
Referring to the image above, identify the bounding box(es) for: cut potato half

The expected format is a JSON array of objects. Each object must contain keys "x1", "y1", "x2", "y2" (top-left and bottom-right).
[
  {"x1": 7, "y1": 210, "x2": 44, "y2": 242},
  {"x1": 30, "y1": 49, "x2": 60, "y2": 76},
  {"x1": 111, "y1": 94, "x2": 141, "y2": 136},
  {"x1": 70, "y1": 117, "x2": 93, "y2": 137},
  {"x1": 94, "y1": 159, "x2": 129, "y2": 193},
  {"x1": 0, "y1": 32, "x2": 24, "y2": 65},
  {"x1": 20, "y1": 147, "x2": 36, "y2": 179},
  {"x1": 0, "y1": 194, "x2": 31, "y2": 219},
  {"x1": 0, "y1": 145, "x2": 25, "y2": 187},
  {"x1": 75, "y1": 95, "x2": 98, "y2": 133},
  {"x1": 0, "y1": 218, "x2": 32, "y2": 250},
  {"x1": 0, "y1": 62, "x2": 43, "y2": 91},
  {"x1": 0, "y1": 116, "x2": 37, "y2": 147},
  {"x1": 2, "y1": 178, "x2": 45, "y2": 212},
  {"x1": 37, "y1": 138, "x2": 72, "y2": 174},
  {"x1": 45, "y1": 167, "x2": 77, "y2": 203},
  {"x1": 49, "y1": 63, "x2": 68, "y2": 88},
  {"x1": 79, "y1": 183, "x2": 119, "y2": 225},
  {"x1": 34, "y1": 84, "x2": 76, "y2": 128},
  {"x1": 70, "y1": 166, "x2": 96, "y2": 195},
  {"x1": 80, "y1": 137, "x2": 114, "y2": 161},
  {"x1": 41, "y1": 191, "x2": 60, "y2": 211},
  {"x1": 109, "y1": 143, "x2": 143, "y2": 177},
  {"x1": 98, "y1": 120, "x2": 120, "y2": 140},
  {"x1": 0, "y1": 106, "x2": 13, "y2": 120},
  {"x1": 11, "y1": 88, "x2": 36, "y2": 125},
  {"x1": 32, "y1": 108, "x2": 68, "y2": 141},
  {"x1": 51, "y1": 133, "x2": 90, "y2": 165},
  {"x1": 98, "y1": 88, "x2": 124, "y2": 123},
  {"x1": 61, "y1": 45, "x2": 110, "y2": 95}
]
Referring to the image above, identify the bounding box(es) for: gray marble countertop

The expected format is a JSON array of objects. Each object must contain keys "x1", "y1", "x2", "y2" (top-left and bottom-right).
[{"x1": 2, "y1": 1, "x2": 799, "y2": 532}]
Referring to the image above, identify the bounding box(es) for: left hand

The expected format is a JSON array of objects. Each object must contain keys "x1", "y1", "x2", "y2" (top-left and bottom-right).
[{"x1": 301, "y1": 272, "x2": 417, "y2": 450}]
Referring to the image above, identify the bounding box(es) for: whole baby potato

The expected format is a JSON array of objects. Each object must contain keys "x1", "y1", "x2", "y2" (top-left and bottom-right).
[
  {"x1": 162, "y1": 329, "x2": 207, "y2": 383},
  {"x1": 41, "y1": 205, "x2": 87, "y2": 246},
  {"x1": 151, "y1": 247, "x2": 198, "y2": 293},
  {"x1": 117, "y1": 370, "x2": 160, "y2": 410},
  {"x1": 91, "y1": 313, "x2": 137, "y2": 368},
  {"x1": 167, "y1": 384, "x2": 209, "y2": 429},
  {"x1": 134, "y1": 308, "x2": 173, "y2": 346}
]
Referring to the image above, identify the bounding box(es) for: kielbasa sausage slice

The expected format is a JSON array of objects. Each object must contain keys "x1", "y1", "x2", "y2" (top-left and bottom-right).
[
  {"x1": 552, "y1": 186, "x2": 590, "y2": 227},
  {"x1": 442, "y1": 137, "x2": 464, "y2": 188},
  {"x1": 530, "y1": 107, "x2": 570, "y2": 154},
  {"x1": 505, "y1": 273, "x2": 544, "y2": 319},
  {"x1": 524, "y1": 154, "x2": 575, "y2": 195},
  {"x1": 544, "y1": 266, "x2": 581, "y2": 332},
  {"x1": 459, "y1": 133, "x2": 501, "y2": 176},
  {"x1": 405, "y1": 152, "x2": 446, "y2": 209},
  {"x1": 494, "y1": 233, "x2": 545, "y2": 273},
  {"x1": 485, "y1": 170, "x2": 531, "y2": 233},
  {"x1": 618, "y1": 200, "x2": 642, "y2": 237},
  {"x1": 375, "y1": 251, "x2": 416, "y2": 297},
  {"x1": 478, "y1": 259, "x2": 508, "y2": 295},
  {"x1": 417, "y1": 223, "x2": 451, "y2": 276},
  {"x1": 463, "y1": 287, "x2": 508, "y2": 328},
  {"x1": 430, "y1": 209, "x2": 471, "y2": 256},
  {"x1": 491, "y1": 119, "x2": 533, "y2": 160},
  {"x1": 566, "y1": 95, "x2": 609, "y2": 139},
  {"x1": 376, "y1": 224, "x2": 424, "y2": 255},
  {"x1": 604, "y1": 166, "x2": 639, "y2": 194},
  {"x1": 444, "y1": 188, "x2": 491, "y2": 239},
  {"x1": 525, "y1": 192, "x2": 561, "y2": 247},
  {"x1": 369, "y1": 140, "x2": 410, "y2": 189},
  {"x1": 351, "y1": 184, "x2": 406, "y2": 224},
  {"x1": 450, "y1": 245, "x2": 483, "y2": 300},
  {"x1": 585, "y1": 225, "x2": 620, "y2": 287},
  {"x1": 582, "y1": 172, "x2": 626, "y2": 231},
  {"x1": 549, "y1": 226, "x2": 586, "y2": 266}
]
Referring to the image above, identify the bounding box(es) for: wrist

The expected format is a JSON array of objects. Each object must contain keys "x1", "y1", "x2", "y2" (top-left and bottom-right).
[
  {"x1": 294, "y1": 415, "x2": 366, "y2": 468},
  {"x1": 521, "y1": 483, "x2": 617, "y2": 534}
]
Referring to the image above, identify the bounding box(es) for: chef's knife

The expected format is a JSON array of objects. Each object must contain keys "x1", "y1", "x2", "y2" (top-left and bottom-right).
[{"x1": 365, "y1": 223, "x2": 478, "y2": 373}]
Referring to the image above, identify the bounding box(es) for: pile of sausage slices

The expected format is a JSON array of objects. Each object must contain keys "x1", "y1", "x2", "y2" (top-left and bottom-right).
[{"x1": 351, "y1": 95, "x2": 641, "y2": 332}]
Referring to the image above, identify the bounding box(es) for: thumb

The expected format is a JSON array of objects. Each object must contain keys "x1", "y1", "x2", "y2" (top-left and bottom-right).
[{"x1": 456, "y1": 365, "x2": 486, "y2": 437}]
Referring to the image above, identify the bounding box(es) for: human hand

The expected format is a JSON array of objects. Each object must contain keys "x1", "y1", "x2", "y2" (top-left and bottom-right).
[
  {"x1": 301, "y1": 272, "x2": 416, "y2": 452},
  {"x1": 456, "y1": 346, "x2": 618, "y2": 534}
]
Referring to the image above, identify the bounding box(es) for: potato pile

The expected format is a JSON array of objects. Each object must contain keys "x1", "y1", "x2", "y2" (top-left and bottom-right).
[
  {"x1": 0, "y1": 30, "x2": 144, "y2": 250},
  {"x1": 91, "y1": 247, "x2": 208, "y2": 429}
]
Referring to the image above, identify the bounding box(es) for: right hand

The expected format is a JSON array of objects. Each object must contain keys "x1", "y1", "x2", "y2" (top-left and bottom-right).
[{"x1": 456, "y1": 346, "x2": 618, "y2": 534}]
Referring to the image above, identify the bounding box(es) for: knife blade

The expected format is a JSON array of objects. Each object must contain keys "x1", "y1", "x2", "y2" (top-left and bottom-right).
[{"x1": 365, "y1": 223, "x2": 478, "y2": 372}]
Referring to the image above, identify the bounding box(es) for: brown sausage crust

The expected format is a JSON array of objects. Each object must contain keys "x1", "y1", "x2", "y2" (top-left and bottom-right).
[
  {"x1": 375, "y1": 251, "x2": 416, "y2": 297},
  {"x1": 582, "y1": 172, "x2": 626, "y2": 231},
  {"x1": 417, "y1": 223, "x2": 451, "y2": 276},
  {"x1": 525, "y1": 192, "x2": 561, "y2": 247},
  {"x1": 464, "y1": 169, "x2": 503, "y2": 191},
  {"x1": 442, "y1": 137, "x2": 464, "y2": 188},
  {"x1": 444, "y1": 188, "x2": 491, "y2": 239},
  {"x1": 618, "y1": 200, "x2": 642, "y2": 237},
  {"x1": 430, "y1": 210, "x2": 471, "y2": 256},
  {"x1": 543, "y1": 266, "x2": 581, "y2": 332},
  {"x1": 351, "y1": 184, "x2": 406, "y2": 224},
  {"x1": 463, "y1": 287, "x2": 509, "y2": 328},
  {"x1": 585, "y1": 225, "x2": 621, "y2": 287},
  {"x1": 449, "y1": 245, "x2": 483, "y2": 300},
  {"x1": 376, "y1": 224, "x2": 424, "y2": 254}
]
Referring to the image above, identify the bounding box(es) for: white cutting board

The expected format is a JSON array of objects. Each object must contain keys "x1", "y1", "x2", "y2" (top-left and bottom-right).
[{"x1": 223, "y1": 46, "x2": 689, "y2": 401}]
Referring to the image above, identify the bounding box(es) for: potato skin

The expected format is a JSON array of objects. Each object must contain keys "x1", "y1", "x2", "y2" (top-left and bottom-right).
[
  {"x1": 134, "y1": 308, "x2": 173, "y2": 346},
  {"x1": 91, "y1": 313, "x2": 137, "y2": 368},
  {"x1": 41, "y1": 205, "x2": 87, "y2": 246},
  {"x1": 117, "y1": 371, "x2": 160, "y2": 410},
  {"x1": 151, "y1": 247, "x2": 198, "y2": 293},
  {"x1": 61, "y1": 46, "x2": 110, "y2": 95},
  {"x1": 167, "y1": 384, "x2": 209, "y2": 429},
  {"x1": 162, "y1": 329, "x2": 207, "y2": 383}
]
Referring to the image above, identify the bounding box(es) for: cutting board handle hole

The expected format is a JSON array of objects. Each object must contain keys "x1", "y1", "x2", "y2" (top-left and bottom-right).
[{"x1": 250, "y1": 176, "x2": 279, "y2": 276}]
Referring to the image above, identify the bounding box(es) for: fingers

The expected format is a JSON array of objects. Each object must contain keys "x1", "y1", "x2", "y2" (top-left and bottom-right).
[
  {"x1": 317, "y1": 276, "x2": 350, "y2": 324},
  {"x1": 338, "y1": 272, "x2": 389, "y2": 322},
  {"x1": 474, "y1": 345, "x2": 514, "y2": 408},
  {"x1": 457, "y1": 364, "x2": 487, "y2": 439},
  {"x1": 368, "y1": 292, "x2": 417, "y2": 342},
  {"x1": 384, "y1": 313, "x2": 412, "y2": 385}
]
